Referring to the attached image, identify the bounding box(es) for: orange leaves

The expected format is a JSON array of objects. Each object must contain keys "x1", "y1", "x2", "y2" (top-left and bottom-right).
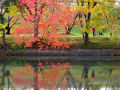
[
  {"x1": 38, "y1": 62, "x2": 70, "y2": 88},
  {"x1": 13, "y1": 0, "x2": 70, "y2": 50},
  {"x1": 11, "y1": 64, "x2": 33, "y2": 87},
  {"x1": 11, "y1": 62, "x2": 70, "y2": 88},
  {"x1": 14, "y1": 21, "x2": 69, "y2": 50}
]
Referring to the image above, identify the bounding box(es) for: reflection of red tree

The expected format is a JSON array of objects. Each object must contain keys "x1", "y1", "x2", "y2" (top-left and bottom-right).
[
  {"x1": 11, "y1": 64, "x2": 33, "y2": 87},
  {"x1": 38, "y1": 62, "x2": 70, "y2": 88},
  {"x1": 11, "y1": 62, "x2": 69, "y2": 89}
]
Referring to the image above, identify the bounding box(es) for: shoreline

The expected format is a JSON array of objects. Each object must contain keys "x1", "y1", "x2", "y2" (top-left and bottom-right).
[{"x1": 0, "y1": 49, "x2": 120, "y2": 57}]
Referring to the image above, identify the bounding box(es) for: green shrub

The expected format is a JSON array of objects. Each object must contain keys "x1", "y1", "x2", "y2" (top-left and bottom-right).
[{"x1": 11, "y1": 45, "x2": 27, "y2": 50}]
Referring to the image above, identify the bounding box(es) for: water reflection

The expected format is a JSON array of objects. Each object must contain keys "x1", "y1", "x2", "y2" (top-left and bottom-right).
[{"x1": 0, "y1": 58, "x2": 120, "y2": 90}]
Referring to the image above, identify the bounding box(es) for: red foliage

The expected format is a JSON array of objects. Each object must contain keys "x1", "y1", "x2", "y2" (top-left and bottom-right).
[
  {"x1": 11, "y1": 62, "x2": 70, "y2": 89},
  {"x1": 11, "y1": 64, "x2": 33, "y2": 87},
  {"x1": 12, "y1": 0, "x2": 70, "y2": 50}
]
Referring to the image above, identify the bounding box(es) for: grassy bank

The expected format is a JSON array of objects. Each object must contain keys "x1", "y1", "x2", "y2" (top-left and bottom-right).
[
  {"x1": 68, "y1": 36, "x2": 120, "y2": 50},
  {"x1": 0, "y1": 35, "x2": 120, "y2": 50}
]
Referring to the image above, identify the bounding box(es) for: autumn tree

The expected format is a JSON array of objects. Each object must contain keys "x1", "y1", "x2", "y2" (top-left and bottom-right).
[
  {"x1": 75, "y1": 0, "x2": 116, "y2": 44},
  {"x1": 60, "y1": 1, "x2": 78, "y2": 34},
  {"x1": 56, "y1": 0, "x2": 84, "y2": 35},
  {"x1": 14, "y1": 0, "x2": 69, "y2": 49},
  {"x1": 75, "y1": 0, "x2": 97, "y2": 44},
  {"x1": 53, "y1": 5, "x2": 77, "y2": 35}
]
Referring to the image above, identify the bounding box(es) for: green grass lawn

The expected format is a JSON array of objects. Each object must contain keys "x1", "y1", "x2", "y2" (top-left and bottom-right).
[
  {"x1": 58, "y1": 25, "x2": 112, "y2": 37},
  {"x1": 57, "y1": 27, "x2": 120, "y2": 50}
]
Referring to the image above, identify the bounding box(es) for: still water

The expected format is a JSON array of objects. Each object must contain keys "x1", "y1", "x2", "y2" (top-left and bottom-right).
[{"x1": 0, "y1": 57, "x2": 120, "y2": 90}]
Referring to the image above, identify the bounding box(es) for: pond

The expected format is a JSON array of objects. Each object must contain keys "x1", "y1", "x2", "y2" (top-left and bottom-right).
[{"x1": 0, "y1": 57, "x2": 120, "y2": 90}]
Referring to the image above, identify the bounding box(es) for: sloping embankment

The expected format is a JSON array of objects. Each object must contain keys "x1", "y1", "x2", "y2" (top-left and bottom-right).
[
  {"x1": 0, "y1": 49, "x2": 120, "y2": 61},
  {"x1": 0, "y1": 49, "x2": 119, "y2": 56}
]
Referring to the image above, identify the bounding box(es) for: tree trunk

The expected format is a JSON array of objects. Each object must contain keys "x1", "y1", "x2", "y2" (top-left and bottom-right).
[
  {"x1": 5, "y1": 26, "x2": 11, "y2": 35},
  {"x1": 66, "y1": 29, "x2": 71, "y2": 34},
  {"x1": 33, "y1": 65, "x2": 39, "y2": 90},
  {"x1": 34, "y1": 23, "x2": 38, "y2": 39},
  {"x1": 84, "y1": 32, "x2": 89, "y2": 45},
  {"x1": 2, "y1": 29, "x2": 6, "y2": 50},
  {"x1": 2, "y1": 64, "x2": 6, "y2": 86},
  {"x1": 110, "y1": 32, "x2": 112, "y2": 37},
  {"x1": 82, "y1": 66, "x2": 89, "y2": 79},
  {"x1": 83, "y1": 33, "x2": 85, "y2": 43},
  {"x1": 34, "y1": 1, "x2": 39, "y2": 39}
]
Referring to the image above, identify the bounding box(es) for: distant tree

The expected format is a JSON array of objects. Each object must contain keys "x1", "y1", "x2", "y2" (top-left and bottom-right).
[
  {"x1": 76, "y1": 0, "x2": 116, "y2": 44},
  {"x1": 55, "y1": 6, "x2": 78, "y2": 34},
  {"x1": 76, "y1": 0, "x2": 98, "y2": 44},
  {"x1": 6, "y1": 5, "x2": 19, "y2": 34},
  {"x1": 58, "y1": 0, "x2": 84, "y2": 34},
  {"x1": 104, "y1": 3, "x2": 119, "y2": 37},
  {"x1": 0, "y1": 0, "x2": 18, "y2": 34}
]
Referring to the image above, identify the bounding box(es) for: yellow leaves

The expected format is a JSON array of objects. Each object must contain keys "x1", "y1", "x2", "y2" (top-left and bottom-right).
[
  {"x1": 77, "y1": 6, "x2": 88, "y2": 14},
  {"x1": 0, "y1": 24, "x2": 6, "y2": 34},
  {"x1": 8, "y1": 5, "x2": 18, "y2": 16},
  {"x1": 76, "y1": 5, "x2": 82, "y2": 10},
  {"x1": 99, "y1": 4, "x2": 109, "y2": 16},
  {"x1": 102, "y1": 8, "x2": 108, "y2": 17},
  {"x1": 89, "y1": 29, "x2": 93, "y2": 34},
  {"x1": 90, "y1": 21, "x2": 95, "y2": 26},
  {"x1": 80, "y1": 17, "x2": 86, "y2": 22},
  {"x1": 93, "y1": 0, "x2": 101, "y2": 3},
  {"x1": 82, "y1": 27, "x2": 88, "y2": 33},
  {"x1": 0, "y1": 24, "x2": 6, "y2": 29},
  {"x1": 90, "y1": 6, "x2": 98, "y2": 14},
  {"x1": 98, "y1": 25, "x2": 105, "y2": 30}
]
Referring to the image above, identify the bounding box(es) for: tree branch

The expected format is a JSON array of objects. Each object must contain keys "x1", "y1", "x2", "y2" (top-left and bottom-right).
[
  {"x1": 10, "y1": 18, "x2": 19, "y2": 29},
  {"x1": 92, "y1": 2, "x2": 97, "y2": 8},
  {"x1": 24, "y1": 4, "x2": 32, "y2": 15},
  {"x1": 2, "y1": 9, "x2": 7, "y2": 16},
  {"x1": 20, "y1": 7, "x2": 27, "y2": 21}
]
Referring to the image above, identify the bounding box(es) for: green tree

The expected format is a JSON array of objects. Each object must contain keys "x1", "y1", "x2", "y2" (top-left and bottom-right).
[
  {"x1": 104, "y1": 2, "x2": 118, "y2": 37},
  {"x1": 76, "y1": 0, "x2": 116, "y2": 44},
  {"x1": 0, "y1": 0, "x2": 18, "y2": 34}
]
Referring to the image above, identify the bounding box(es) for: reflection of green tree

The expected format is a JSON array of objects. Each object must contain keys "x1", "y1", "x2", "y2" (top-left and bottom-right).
[
  {"x1": 1, "y1": 64, "x2": 6, "y2": 86},
  {"x1": 88, "y1": 83, "x2": 101, "y2": 90},
  {"x1": 32, "y1": 62, "x2": 39, "y2": 90},
  {"x1": 0, "y1": 63, "x2": 14, "y2": 89},
  {"x1": 82, "y1": 65, "x2": 90, "y2": 90},
  {"x1": 10, "y1": 59, "x2": 27, "y2": 65},
  {"x1": 57, "y1": 68, "x2": 77, "y2": 89}
]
